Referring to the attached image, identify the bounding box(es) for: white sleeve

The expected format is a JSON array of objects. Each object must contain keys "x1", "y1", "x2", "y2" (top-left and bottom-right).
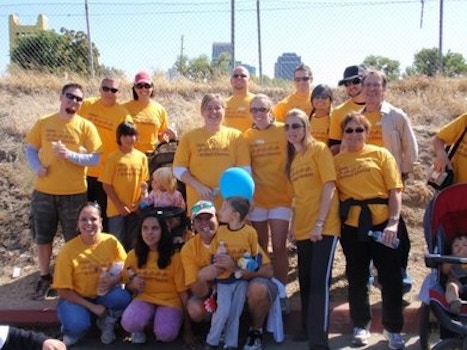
[{"x1": 0, "y1": 325, "x2": 10, "y2": 349}]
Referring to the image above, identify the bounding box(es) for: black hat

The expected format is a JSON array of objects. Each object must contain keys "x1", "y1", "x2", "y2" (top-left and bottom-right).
[{"x1": 338, "y1": 65, "x2": 366, "y2": 86}]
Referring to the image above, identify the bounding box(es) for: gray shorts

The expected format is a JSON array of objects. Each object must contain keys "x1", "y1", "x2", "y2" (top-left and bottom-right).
[
  {"x1": 29, "y1": 190, "x2": 86, "y2": 244},
  {"x1": 248, "y1": 277, "x2": 279, "y2": 303}
]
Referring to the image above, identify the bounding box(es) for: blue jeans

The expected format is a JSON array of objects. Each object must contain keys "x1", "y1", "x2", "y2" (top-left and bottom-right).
[{"x1": 57, "y1": 286, "x2": 131, "y2": 339}]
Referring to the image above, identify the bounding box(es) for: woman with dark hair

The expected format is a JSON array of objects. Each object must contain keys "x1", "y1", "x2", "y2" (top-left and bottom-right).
[
  {"x1": 120, "y1": 212, "x2": 189, "y2": 344},
  {"x1": 53, "y1": 202, "x2": 131, "y2": 347},
  {"x1": 284, "y1": 108, "x2": 340, "y2": 349},
  {"x1": 123, "y1": 71, "x2": 176, "y2": 154},
  {"x1": 309, "y1": 84, "x2": 333, "y2": 145}
]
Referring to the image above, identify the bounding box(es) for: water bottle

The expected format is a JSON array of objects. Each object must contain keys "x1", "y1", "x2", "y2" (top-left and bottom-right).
[
  {"x1": 368, "y1": 230, "x2": 400, "y2": 249},
  {"x1": 96, "y1": 267, "x2": 109, "y2": 296}
]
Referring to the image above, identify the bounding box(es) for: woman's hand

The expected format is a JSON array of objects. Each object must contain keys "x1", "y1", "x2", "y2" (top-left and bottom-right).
[
  {"x1": 198, "y1": 264, "x2": 221, "y2": 282},
  {"x1": 91, "y1": 303, "x2": 107, "y2": 317},
  {"x1": 382, "y1": 223, "x2": 399, "y2": 247},
  {"x1": 130, "y1": 275, "x2": 145, "y2": 293},
  {"x1": 309, "y1": 225, "x2": 323, "y2": 242},
  {"x1": 193, "y1": 183, "x2": 216, "y2": 201}
]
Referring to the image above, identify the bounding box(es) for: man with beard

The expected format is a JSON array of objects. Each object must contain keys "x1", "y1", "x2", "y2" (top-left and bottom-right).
[
  {"x1": 328, "y1": 65, "x2": 367, "y2": 155},
  {"x1": 25, "y1": 83, "x2": 102, "y2": 300}
]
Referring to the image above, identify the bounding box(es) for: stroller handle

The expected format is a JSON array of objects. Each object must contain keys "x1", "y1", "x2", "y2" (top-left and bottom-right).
[{"x1": 425, "y1": 253, "x2": 467, "y2": 268}]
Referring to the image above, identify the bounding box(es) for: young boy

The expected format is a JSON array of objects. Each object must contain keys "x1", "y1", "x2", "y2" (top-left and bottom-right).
[
  {"x1": 205, "y1": 196, "x2": 261, "y2": 349},
  {"x1": 99, "y1": 121, "x2": 149, "y2": 251},
  {"x1": 442, "y1": 234, "x2": 467, "y2": 314}
]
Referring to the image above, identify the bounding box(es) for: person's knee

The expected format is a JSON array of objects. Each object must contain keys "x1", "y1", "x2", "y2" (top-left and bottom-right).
[
  {"x1": 187, "y1": 299, "x2": 209, "y2": 323},
  {"x1": 247, "y1": 282, "x2": 268, "y2": 305},
  {"x1": 154, "y1": 326, "x2": 179, "y2": 342}
]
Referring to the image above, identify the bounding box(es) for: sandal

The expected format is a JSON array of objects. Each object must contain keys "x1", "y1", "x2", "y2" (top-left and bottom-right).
[{"x1": 31, "y1": 277, "x2": 53, "y2": 301}]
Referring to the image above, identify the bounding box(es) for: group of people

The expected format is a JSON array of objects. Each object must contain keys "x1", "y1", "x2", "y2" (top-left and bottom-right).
[{"x1": 22, "y1": 62, "x2": 467, "y2": 350}]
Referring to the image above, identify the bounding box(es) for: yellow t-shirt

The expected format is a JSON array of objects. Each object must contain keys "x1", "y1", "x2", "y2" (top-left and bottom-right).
[
  {"x1": 224, "y1": 92, "x2": 255, "y2": 132},
  {"x1": 244, "y1": 122, "x2": 292, "y2": 208},
  {"x1": 334, "y1": 144, "x2": 403, "y2": 227},
  {"x1": 99, "y1": 149, "x2": 149, "y2": 217},
  {"x1": 122, "y1": 250, "x2": 187, "y2": 310},
  {"x1": 272, "y1": 92, "x2": 312, "y2": 122},
  {"x1": 173, "y1": 126, "x2": 251, "y2": 212},
  {"x1": 310, "y1": 115, "x2": 330, "y2": 145},
  {"x1": 289, "y1": 142, "x2": 340, "y2": 240},
  {"x1": 79, "y1": 97, "x2": 132, "y2": 177},
  {"x1": 362, "y1": 111, "x2": 383, "y2": 147},
  {"x1": 123, "y1": 100, "x2": 169, "y2": 154},
  {"x1": 437, "y1": 112, "x2": 467, "y2": 184},
  {"x1": 52, "y1": 233, "x2": 127, "y2": 298},
  {"x1": 180, "y1": 234, "x2": 215, "y2": 287},
  {"x1": 25, "y1": 113, "x2": 103, "y2": 195},
  {"x1": 329, "y1": 100, "x2": 364, "y2": 141}
]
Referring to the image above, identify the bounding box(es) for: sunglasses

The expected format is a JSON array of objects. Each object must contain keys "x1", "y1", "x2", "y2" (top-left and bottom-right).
[
  {"x1": 64, "y1": 92, "x2": 83, "y2": 102},
  {"x1": 135, "y1": 83, "x2": 153, "y2": 89},
  {"x1": 250, "y1": 107, "x2": 269, "y2": 114},
  {"x1": 232, "y1": 73, "x2": 247, "y2": 79},
  {"x1": 344, "y1": 127, "x2": 365, "y2": 134},
  {"x1": 285, "y1": 123, "x2": 304, "y2": 131},
  {"x1": 294, "y1": 76, "x2": 311, "y2": 82},
  {"x1": 344, "y1": 78, "x2": 362, "y2": 87},
  {"x1": 102, "y1": 86, "x2": 119, "y2": 93}
]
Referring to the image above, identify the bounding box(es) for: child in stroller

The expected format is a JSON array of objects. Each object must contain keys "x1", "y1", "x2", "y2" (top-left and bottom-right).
[
  {"x1": 419, "y1": 183, "x2": 467, "y2": 349},
  {"x1": 442, "y1": 235, "x2": 467, "y2": 315}
]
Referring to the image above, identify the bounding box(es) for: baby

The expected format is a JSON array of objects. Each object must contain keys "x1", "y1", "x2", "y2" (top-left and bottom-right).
[
  {"x1": 140, "y1": 167, "x2": 185, "y2": 210},
  {"x1": 442, "y1": 234, "x2": 467, "y2": 314}
]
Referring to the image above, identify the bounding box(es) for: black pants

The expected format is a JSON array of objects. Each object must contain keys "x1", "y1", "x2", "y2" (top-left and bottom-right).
[
  {"x1": 340, "y1": 223, "x2": 404, "y2": 332},
  {"x1": 398, "y1": 216, "x2": 410, "y2": 270},
  {"x1": 86, "y1": 176, "x2": 108, "y2": 232},
  {"x1": 297, "y1": 236, "x2": 338, "y2": 350}
]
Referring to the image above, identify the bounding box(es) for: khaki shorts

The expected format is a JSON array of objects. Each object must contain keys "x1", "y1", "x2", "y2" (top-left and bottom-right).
[{"x1": 29, "y1": 190, "x2": 86, "y2": 244}]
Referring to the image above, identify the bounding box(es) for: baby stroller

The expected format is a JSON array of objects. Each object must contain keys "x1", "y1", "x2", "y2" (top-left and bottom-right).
[
  {"x1": 419, "y1": 183, "x2": 467, "y2": 349},
  {"x1": 146, "y1": 139, "x2": 186, "y2": 202}
]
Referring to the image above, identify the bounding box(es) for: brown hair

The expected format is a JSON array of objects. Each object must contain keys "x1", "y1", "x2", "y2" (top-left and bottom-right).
[
  {"x1": 341, "y1": 112, "x2": 371, "y2": 134},
  {"x1": 200, "y1": 93, "x2": 226, "y2": 114}
]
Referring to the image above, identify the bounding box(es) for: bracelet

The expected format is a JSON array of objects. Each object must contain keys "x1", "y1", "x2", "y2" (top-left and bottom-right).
[
  {"x1": 315, "y1": 220, "x2": 324, "y2": 228},
  {"x1": 389, "y1": 215, "x2": 400, "y2": 222}
]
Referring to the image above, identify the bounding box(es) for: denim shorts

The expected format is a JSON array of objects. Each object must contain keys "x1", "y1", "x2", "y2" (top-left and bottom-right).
[{"x1": 29, "y1": 190, "x2": 86, "y2": 244}]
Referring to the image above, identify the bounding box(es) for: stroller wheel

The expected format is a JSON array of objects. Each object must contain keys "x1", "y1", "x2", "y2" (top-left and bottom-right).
[
  {"x1": 420, "y1": 303, "x2": 438, "y2": 350},
  {"x1": 431, "y1": 337, "x2": 464, "y2": 350}
]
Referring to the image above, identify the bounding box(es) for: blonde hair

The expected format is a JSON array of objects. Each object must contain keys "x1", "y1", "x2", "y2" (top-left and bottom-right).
[
  {"x1": 200, "y1": 93, "x2": 226, "y2": 114},
  {"x1": 153, "y1": 167, "x2": 177, "y2": 193}
]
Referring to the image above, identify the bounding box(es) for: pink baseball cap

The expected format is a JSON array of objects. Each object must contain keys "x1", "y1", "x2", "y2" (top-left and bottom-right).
[{"x1": 134, "y1": 71, "x2": 152, "y2": 85}]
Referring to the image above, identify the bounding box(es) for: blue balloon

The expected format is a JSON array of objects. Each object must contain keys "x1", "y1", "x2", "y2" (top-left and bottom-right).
[{"x1": 219, "y1": 167, "x2": 255, "y2": 200}]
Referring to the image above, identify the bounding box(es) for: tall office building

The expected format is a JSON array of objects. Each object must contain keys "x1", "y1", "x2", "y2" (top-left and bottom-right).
[
  {"x1": 274, "y1": 52, "x2": 301, "y2": 80},
  {"x1": 212, "y1": 42, "x2": 233, "y2": 63}
]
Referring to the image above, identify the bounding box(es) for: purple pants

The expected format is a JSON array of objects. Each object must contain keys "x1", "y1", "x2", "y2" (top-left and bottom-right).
[{"x1": 121, "y1": 299, "x2": 183, "y2": 342}]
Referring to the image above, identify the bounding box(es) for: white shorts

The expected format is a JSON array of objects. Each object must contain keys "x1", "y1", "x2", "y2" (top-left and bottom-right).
[{"x1": 249, "y1": 206, "x2": 292, "y2": 222}]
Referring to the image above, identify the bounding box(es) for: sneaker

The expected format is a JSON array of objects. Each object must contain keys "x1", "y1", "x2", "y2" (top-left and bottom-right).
[
  {"x1": 62, "y1": 334, "x2": 80, "y2": 346},
  {"x1": 243, "y1": 329, "x2": 263, "y2": 350},
  {"x1": 401, "y1": 269, "x2": 412, "y2": 294},
  {"x1": 31, "y1": 276, "x2": 52, "y2": 300},
  {"x1": 97, "y1": 315, "x2": 117, "y2": 345},
  {"x1": 351, "y1": 327, "x2": 370, "y2": 347},
  {"x1": 383, "y1": 330, "x2": 405, "y2": 349},
  {"x1": 131, "y1": 331, "x2": 146, "y2": 344}
]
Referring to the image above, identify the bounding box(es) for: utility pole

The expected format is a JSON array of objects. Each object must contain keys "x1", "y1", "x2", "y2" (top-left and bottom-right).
[
  {"x1": 179, "y1": 35, "x2": 184, "y2": 73},
  {"x1": 256, "y1": 0, "x2": 263, "y2": 84},
  {"x1": 231, "y1": 0, "x2": 235, "y2": 69},
  {"x1": 439, "y1": 0, "x2": 444, "y2": 73},
  {"x1": 84, "y1": 0, "x2": 94, "y2": 78}
]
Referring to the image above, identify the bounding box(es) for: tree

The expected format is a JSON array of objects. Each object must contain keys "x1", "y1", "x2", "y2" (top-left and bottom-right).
[
  {"x1": 173, "y1": 54, "x2": 215, "y2": 81},
  {"x1": 362, "y1": 55, "x2": 401, "y2": 80},
  {"x1": 410, "y1": 47, "x2": 440, "y2": 76},
  {"x1": 443, "y1": 50, "x2": 467, "y2": 77},
  {"x1": 10, "y1": 28, "x2": 100, "y2": 76}
]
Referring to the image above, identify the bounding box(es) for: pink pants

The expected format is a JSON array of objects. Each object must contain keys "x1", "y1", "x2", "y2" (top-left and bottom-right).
[{"x1": 121, "y1": 299, "x2": 183, "y2": 342}]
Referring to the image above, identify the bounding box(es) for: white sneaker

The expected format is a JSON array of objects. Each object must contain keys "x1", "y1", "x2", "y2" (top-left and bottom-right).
[
  {"x1": 97, "y1": 315, "x2": 117, "y2": 345},
  {"x1": 131, "y1": 331, "x2": 147, "y2": 344},
  {"x1": 383, "y1": 330, "x2": 405, "y2": 349},
  {"x1": 351, "y1": 327, "x2": 370, "y2": 347}
]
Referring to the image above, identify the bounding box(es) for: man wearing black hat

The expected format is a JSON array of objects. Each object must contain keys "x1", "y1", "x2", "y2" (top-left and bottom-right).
[{"x1": 329, "y1": 65, "x2": 367, "y2": 155}]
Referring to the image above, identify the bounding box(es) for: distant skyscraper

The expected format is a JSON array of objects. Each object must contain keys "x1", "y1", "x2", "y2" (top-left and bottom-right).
[
  {"x1": 274, "y1": 52, "x2": 301, "y2": 80},
  {"x1": 212, "y1": 42, "x2": 233, "y2": 62}
]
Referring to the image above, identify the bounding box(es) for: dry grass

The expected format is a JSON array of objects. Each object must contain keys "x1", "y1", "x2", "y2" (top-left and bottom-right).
[{"x1": 1, "y1": 70, "x2": 467, "y2": 305}]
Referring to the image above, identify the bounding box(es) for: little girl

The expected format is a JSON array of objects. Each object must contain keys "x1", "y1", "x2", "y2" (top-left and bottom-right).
[{"x1": 141, "y1": 167, "x2": 186, "y2": 209}]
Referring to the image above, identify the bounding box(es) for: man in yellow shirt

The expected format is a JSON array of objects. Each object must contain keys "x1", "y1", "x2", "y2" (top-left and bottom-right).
[
  {"x1": 79, "y1": 77, "x2": 132, "y2": 231},
  {"x1": 25, "y1": 83, "x2": 102, "y2": 300},
  {"x1": 224, "y1": 66, "x2": 255, "y2": 132},
  {"x1": 272, "y1": 63, "x2": 313, "y2": 122}
]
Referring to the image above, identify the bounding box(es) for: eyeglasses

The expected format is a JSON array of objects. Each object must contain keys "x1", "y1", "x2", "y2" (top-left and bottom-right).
[
  {"x1": 294, "y1": 76, "x2": 311, "y2": 82},
  {"x1": 344, "y1": 78, "x2": 362, "y2": 87},
  {"x1": 102, "y1": 86, "x2": 119, "y2": 93},
  {"x1": 250, "y1": 107, "x2": 269, "y2": 114},
  {"x1": 285, "y1": 123, "x2": 304, "y2": 131},
  {"x1": 344, "y1": 127, "x2": 365, "y2": 134},
  {"x1": 232, "y1": 73, "x2": 247, "y2": 79},
  {"x1": 135, "y1": 83, "x2": 153, "y2": 89},
  {"x1": 64, "y1": 92, "x2": 83, "y2": 102}
]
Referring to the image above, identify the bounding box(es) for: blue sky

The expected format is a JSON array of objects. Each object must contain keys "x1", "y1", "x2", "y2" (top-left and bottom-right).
[{"x1": 2, "y1": 0, "x2": 467, "y2": 86}]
